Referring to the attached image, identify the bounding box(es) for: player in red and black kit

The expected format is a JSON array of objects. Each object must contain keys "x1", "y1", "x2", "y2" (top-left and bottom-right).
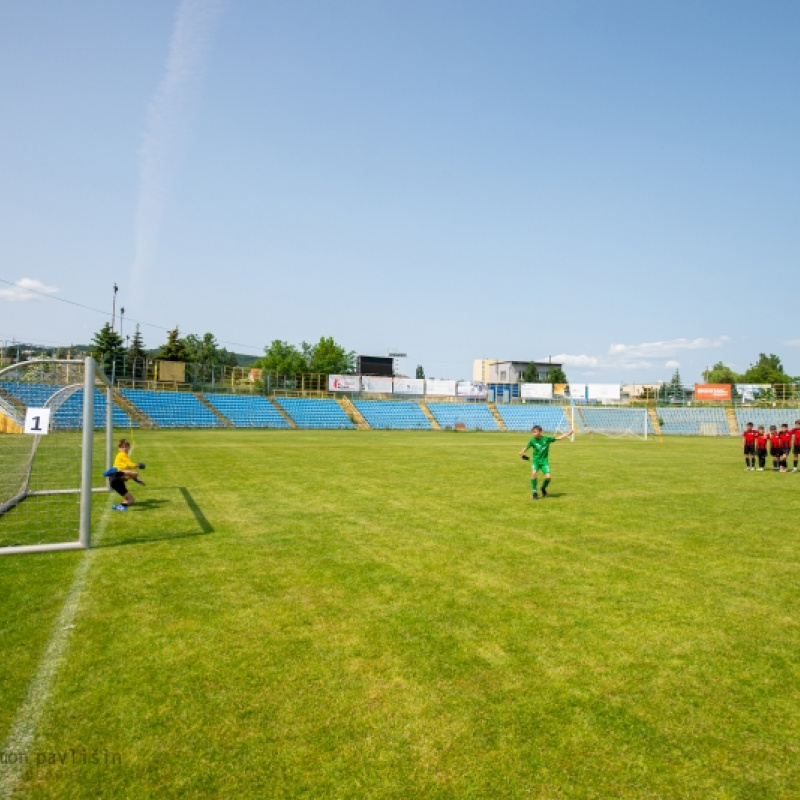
[
  {"x1": 779, "y1": 423, "x2": 792, "y2": 473},
  {"x1": 768, "y1": 426, "x2": 782, "y2": 471},
  {"x1": 742, "y1": 422, "x2": 757, "y2": 471},
  {"x1": 755, "y1": 426, "x2": 768, "y2": 471},
  {"x1": 791, "y1": 419, "x2": 800, "y2": 473}
]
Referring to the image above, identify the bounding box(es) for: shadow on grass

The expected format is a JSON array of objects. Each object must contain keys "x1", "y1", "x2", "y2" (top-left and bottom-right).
[
  {"x1": 178, "y1": 487, "x2": 214, "y2": 534},
  {"x1": 98, "y1": 487, "x2": 214, "y2": 548}
]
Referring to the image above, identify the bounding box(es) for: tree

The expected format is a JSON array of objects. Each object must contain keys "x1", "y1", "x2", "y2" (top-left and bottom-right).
[
  {"x1": 520, "y1": 362, "x2": 541, "y2": 383},
  {"x1": 663, "y1": 368, "x2": 684, "y2": 401},
  {"x1": 129, "y1": 325, "x2": 146, "y2": 360},
  {"x1": 520, "y1": 362, "x2": 568, "y2": 385},
  {"x1": 306, "y1": 336, "x2": 355, "y2": 374},
  {"x1": 742, "y1": 353, "x2": 793, "y2": 385},
  {"x1": 546, "y1": 365, "x2": 568, "y2": 385},
  {"x1": 255, "y1": 340, "x2": 308, "y2": 376},
  {"x1": 128, "y1": 325, "x2": 147, "y2": 380},
  {"x1": 184, "y1": 332, "x2": 236, "y2": 367},
  {"x1": 416, "y1": 365, "x2": 425, "y2": 379},
  {"x1": 90, "y1": 323, "x2": 126, "y2": 372},
  {"x1": 705, "y1": 361, "x2": 741, "y2": 384},
  {"x1": 157, "y1": 328, "x2": 190, "y2": 362}
]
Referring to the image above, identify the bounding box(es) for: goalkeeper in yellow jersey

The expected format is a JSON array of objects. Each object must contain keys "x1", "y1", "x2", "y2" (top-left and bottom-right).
[
  {"x1": 104, "y1": 438, "x2": 146, "y2": 511},
  {"x1": 519, "y1": 425, "x2": 572, "y2": 500}
]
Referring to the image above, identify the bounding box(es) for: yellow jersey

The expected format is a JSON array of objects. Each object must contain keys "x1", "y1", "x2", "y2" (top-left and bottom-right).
[{"x1": 113, "y1": 451, "x2": 138, "y2": 471}]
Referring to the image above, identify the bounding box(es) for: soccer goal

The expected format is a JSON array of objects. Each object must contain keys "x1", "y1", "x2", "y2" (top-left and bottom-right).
[
  {"x1": 0, "y1": 357, "x2": 114, "y2": 555},
  {"x1": 575, "y1": 407, "x2": 650, "y2": 440}
]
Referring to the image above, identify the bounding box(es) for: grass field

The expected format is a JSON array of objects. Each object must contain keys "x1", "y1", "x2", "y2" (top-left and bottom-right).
[{"x1": 2, "y1": 430, "x2": 800, "y2": 798}]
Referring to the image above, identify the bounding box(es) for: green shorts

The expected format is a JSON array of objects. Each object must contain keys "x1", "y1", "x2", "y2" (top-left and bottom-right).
[{"x1": 532, "y1": 460, "x2": 550, "y2": 474}]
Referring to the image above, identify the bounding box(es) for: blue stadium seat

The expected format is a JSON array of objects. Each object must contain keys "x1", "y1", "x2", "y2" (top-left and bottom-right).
[
  {"x1": 275, "y1": 398, "x2": 354, "y2": 429},
  {"x1": 658, "y1": 407, "x2": 730, "y2": 436},
  {"x1": 496, "y1": 405, "x2": 570, "y2": 432},
  {"x1": 734, "y1": 408, "x2": 800, "y2": 434},
  {"x1": 205, "y1": 394, "x2": 290, "y2": 428},
  {"x1": 354, "y1": 401, "x2": 431, "y2": 430},
  {"x1": 426, "y1": 403, "x2": 498, "y2": 431},
  {"x1": 2, "y1": 382, "x2": 134, "y2": 429},
  {"x1": 122, "y1": 389, "x2": 223, "y2": 428}
]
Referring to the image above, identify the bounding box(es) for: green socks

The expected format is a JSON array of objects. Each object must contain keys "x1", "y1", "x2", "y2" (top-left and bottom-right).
[
  {"x1": 542, "y1": 478, "x2": 551, "y2": 490},
  {"x1": 531, "y1": 479, "x2": 537, "y2": 492}
]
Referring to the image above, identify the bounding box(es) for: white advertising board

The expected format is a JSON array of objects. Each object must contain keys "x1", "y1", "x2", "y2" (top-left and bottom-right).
[
  {"x1": 394, "y1": 378, "x2": 425, "y2": 395},
  {"x1": 567, "y1": 384, "x2": 587, "y2": 400},
  {"x1": 425, "y1": 379, "x2": 457, "y2": 397},
  {"x1": 521, "y1": 383, "x2": 553, "y2": 400},
  {"x1": 457, "y1": 381, "x2": 488, "y2": 399},
  {"x1": 361, "y1": 376, "x2": 394, "y2": 394},
  {"x1": 328, "y1": 375, "x2": 360, "y2": 392},
  {"x1": 587, "y1": 384, "x2": 621, "y2": 401}
]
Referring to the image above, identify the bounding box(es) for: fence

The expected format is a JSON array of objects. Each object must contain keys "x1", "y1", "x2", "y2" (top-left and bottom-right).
[{"x1": 5, "y1": 354, "x2": 800, "y2": 407}]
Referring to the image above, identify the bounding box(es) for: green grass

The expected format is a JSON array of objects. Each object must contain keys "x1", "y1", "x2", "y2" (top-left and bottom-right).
[{"x1": 2, "y1": 430, "x2": 800, "y2": 798}]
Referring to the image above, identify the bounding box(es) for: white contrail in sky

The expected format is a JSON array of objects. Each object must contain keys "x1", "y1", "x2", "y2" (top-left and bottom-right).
[{"x1": 130, "y1": 0, "x2": 224, "y2": 304}]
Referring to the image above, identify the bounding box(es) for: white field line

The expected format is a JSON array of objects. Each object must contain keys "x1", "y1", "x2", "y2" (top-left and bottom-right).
[{"x1": 0, "y1": 505, "x2": 112, "y2": 800}]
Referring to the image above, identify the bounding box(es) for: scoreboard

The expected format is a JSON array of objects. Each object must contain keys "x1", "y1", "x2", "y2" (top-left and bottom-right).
[{"x1": 358, "y1": 355, "x2": 394, "y2": 376}]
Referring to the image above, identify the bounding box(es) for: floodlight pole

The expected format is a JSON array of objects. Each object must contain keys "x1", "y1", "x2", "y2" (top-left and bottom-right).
[{"x1": 111, "y1": 283, "x2": 119, "y2": 331}]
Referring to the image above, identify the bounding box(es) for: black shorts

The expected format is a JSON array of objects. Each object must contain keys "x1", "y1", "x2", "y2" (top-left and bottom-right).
[
  {"x1": 743, "y1": 444, "x2": 755, "y2": 455},
  {"x1": 757, "y1": 449, "x2": 767, "y2": 458},
  {"x1": 773, "y1": 448, "x2": 788, "y2": 458},
  {"x1": 109, "y1": 474, "x2": 128, "y2": 497},
  {"x1": 794, "y1": 445, "x2": 800, "y2": 456}
]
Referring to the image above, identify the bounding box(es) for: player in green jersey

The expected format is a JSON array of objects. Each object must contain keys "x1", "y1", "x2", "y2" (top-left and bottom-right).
[{"x1": 519, "y1": 425, "x2": 573, "y2": 500}]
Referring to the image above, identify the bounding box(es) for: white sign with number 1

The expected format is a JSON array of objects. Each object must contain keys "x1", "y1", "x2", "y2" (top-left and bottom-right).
[{"x1": 24, "y1": 408, "x2": 51, "y2": 435}]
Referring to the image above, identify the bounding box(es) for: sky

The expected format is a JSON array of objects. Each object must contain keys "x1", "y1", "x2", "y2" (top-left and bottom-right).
[{"x1": 1, "y1": 0, "x2": 798, "y2": 383}]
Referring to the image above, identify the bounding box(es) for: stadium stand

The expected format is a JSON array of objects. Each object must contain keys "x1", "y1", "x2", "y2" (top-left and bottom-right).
[
  {"x1": 122, "y1": 389, "x2": 223, "y2": 428},
  {"x1": 353, "y1": 400, "x2": 432, "y2": 430},
  {"x1": 734, "y1": 408, "x2": 800, "y2": 433},
  {"x1": 205, "y1": 394, "x2": 290, "y2": 428},
  {"x1": 2, "y1": 383, "x2": 134, "y2": 429},
  {"x1": 426, "y1": 403, "x2": 498, "y2": 431},
  {"x1": 658, "y1": 407, "x2": 730, "y2": 436},
  {"x1": 275, "y1": 398, "x2": 354, "y2": 429},
  {"x1": 580, "y1": 407, "x2": 654, "y2": 436},
  {"x1": 496, "y1": 404, "x2": 570, "y2": 432}
]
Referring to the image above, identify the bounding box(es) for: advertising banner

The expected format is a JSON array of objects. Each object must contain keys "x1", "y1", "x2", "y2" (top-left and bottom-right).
[
  {"x1": 735, "y1": 383, "x2": 770, "y2": 402},
  {"x1": 587, "y1": 384, "x2": 621, "y2": 401},
  {"x1": 457, "y1": 381, "x2": 488, "y2": 399},
  {"x1": 425, "y1": 379, "x2": 457, "y2": 397},
  {"x1": 394, "y1": 378, "x2": 425, "y2": 395},
  {"x1": 521, "y1": 383, "x2": 553, "y2": 400},
  {"x1": 328, "y1": 375, "x2": 360, "y2": 392},
  {"x1": 567, "y1": 384, "x2": 588, "y2": 400},
  {"x1": 694, "y1": 383, "x2": 732, "y2": 401},
  {"x1": 361, "y1": 376, "x2": 393, "y2": 394}
]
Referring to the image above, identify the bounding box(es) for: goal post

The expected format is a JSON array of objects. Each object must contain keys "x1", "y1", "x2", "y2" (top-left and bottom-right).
[{"x1": 0, "y1": 357, "x2": 114, "y2": 555}]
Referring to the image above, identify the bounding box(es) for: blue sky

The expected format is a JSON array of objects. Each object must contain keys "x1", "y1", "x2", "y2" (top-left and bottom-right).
[{"x1": 1, "y1": 0, "x2": 798, "y2": 382}]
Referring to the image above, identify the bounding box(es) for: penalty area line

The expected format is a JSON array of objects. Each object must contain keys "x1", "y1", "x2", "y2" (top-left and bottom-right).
[{"x1": 0, "y1": 505, "x2": 112, "y2": 800}]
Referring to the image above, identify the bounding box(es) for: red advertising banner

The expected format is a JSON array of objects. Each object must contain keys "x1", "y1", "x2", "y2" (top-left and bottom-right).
[{"x1": 694, "y1": 383, "x2": 732, "y2": 401}]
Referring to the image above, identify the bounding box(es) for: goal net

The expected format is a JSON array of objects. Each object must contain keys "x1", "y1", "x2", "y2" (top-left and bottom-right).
[
  {"x1": 0, "y1": 358, "x2": 113, "y2": 554},
  {"x1": 575, "y1": 407, "x2": 651, "y2": 440}
]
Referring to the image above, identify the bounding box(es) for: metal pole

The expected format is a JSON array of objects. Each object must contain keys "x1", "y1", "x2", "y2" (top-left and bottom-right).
[
  {"x1": 106, "y1": 384, "x2": 113, "y2": 470},
  {"x1": 79, "y1": 357, "x2": 96, "y2": 549},
  {"x1": 111, "y1": 283, "x2": 118, "y2": 331}
]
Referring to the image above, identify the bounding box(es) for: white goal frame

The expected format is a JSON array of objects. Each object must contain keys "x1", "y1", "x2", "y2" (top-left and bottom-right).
[
  {"x1": 575, "y1": 406, "x2": 649, "y2": 440},
  {"x1": 0, "y1": 357, "x2": 113, "y2": 555}
]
